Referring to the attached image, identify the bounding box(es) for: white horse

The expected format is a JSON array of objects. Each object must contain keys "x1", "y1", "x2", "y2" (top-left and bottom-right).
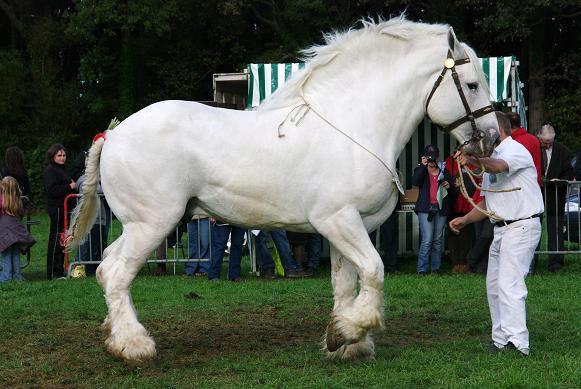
[{"x1": 68, "y1": 16, "x2": 499, "y2": 363}]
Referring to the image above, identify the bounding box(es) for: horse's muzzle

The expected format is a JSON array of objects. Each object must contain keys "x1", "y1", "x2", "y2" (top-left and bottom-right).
[{"x1": 462, "y1": 128, "x2": 499, "y2": 157}]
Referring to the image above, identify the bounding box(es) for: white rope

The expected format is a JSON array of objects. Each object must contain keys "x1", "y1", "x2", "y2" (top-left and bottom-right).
[
  {"x1": 455, "y1": 158, "x2": 521, "y2": 222},
  {"x1": 275, "y1": 79, "x2": 404, "y2": 194}
]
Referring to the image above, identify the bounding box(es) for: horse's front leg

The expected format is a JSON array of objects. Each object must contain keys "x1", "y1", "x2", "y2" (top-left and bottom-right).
[
  {"x1": 313, "y1": 208, "x2": 384, "y2": 360},
  {"x1": 97, "y1": 223, "x2": 162, "y2": 363},
  {"x1": 324, "y1": 245, "x2": 375, "y2": 361}
]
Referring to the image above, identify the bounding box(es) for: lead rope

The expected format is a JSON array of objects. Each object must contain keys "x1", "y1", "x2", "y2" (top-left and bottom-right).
[
  {"x1": 275, "y1": 84, "x2": 405, "y2": 195},
  {"x1": 454, "y1": 158, "x2": 521, "y2": 222}
]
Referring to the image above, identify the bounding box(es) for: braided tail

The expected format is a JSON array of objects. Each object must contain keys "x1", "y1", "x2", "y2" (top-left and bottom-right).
[{"x1": 66, "y1": 137, "x2": 105, "y2": 251}]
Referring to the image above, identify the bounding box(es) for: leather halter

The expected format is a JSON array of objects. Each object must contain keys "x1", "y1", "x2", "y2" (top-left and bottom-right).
[{"x1": 426, "y1": 50, "x2": 494, "y2": 137}]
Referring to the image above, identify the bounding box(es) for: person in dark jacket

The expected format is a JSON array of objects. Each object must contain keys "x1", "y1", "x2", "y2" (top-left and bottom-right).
[
  {"x1": 42, "y1": 144, "x2": 77, "y2": 279},
  {"x1": 574, "y1": 151, "x2": 581, "y2": 180},
  {"x1": 412, "y1": 145, "x2": 454, "y2": 274},
  {"x1": 537, "y1": 125, "x2": 574, "y2": 272},
  {"x1": 2, "y1": 146, "x2": 32, "y2": 199}
]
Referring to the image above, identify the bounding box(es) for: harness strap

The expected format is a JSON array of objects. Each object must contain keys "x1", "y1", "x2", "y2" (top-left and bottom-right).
[
  {"x1": 425, "y1": 50, "x2": 494, "y2": 134},
  {"x1": 442, "y1": 105, "x2": 495, "y2": 133}
]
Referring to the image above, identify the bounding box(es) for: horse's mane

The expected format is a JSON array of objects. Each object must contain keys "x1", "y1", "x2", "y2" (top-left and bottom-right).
[{"x1": 258, "y1": 15, "x2": 450, "y2": 111}]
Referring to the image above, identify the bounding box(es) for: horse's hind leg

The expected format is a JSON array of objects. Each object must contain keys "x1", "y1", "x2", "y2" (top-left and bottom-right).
[
  {"x1": 324, "y1": 245, "x2": 375, "y2": 361},
  {"x1": 96, "y1": 222, "x2": 166, "y2": 363},
  {"x1": 312, "y1": 208, "x2": 384, "y2": 360}
]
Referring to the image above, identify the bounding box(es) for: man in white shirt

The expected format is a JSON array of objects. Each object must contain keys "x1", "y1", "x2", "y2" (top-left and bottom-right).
[{"x1": 449, "y1": 111, "x2": 544, "y2": 356}]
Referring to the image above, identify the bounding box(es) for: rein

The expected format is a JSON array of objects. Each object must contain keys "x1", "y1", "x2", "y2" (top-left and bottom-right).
[
  {"x1": 279, "y1": 98, "x2": 405, "y2": 195},
  {"x1": 454, "y1": 157, "x2": 521, "y2": 222}
]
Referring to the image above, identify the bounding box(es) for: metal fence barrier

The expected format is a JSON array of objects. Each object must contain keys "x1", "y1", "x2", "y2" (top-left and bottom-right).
[
  {"x1": 370, "y1": 180, "x2": 580, "y2": 257},
  {"x1": 57, "y1": 180, "x2": 580, "y2": 277},
  {"x1": 62, "y1": 194, "x2": 258, "y2": 277},
  {"x1": 536, "y1": 180, "x2": 580, "y2": 254}
]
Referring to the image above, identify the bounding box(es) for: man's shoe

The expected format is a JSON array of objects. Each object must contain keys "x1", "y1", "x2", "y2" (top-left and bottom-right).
[
  {"x1": 285, "y1": 268, "x2": 313, "y2": 278},
  {"x1": 506, "y1": 341, "x2": 529, "y2": 356},
  {"x1": 489, "y1": 341, "x2": 528, "y2": 356},
  {"x1": 488, "y1": 341, "x2": 504, "y2": 355},
  {"x1": 229, "y1": 277, "x2": 242, "y2": 282},
  {"x1": 306, "y1": 267, "x2": 320, "y2": 277},
  {"x1": 261, "y1": 269, "x2": 277, "y2": 280}
]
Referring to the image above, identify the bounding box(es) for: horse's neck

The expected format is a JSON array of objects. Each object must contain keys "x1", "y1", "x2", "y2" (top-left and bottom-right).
[{"x1": 303, "y1": 48, "x2": 436, "y2": 167}]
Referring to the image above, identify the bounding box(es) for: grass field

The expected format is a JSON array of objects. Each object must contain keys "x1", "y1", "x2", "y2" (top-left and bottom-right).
[{"x1": 1, "y1": 214, "x2": 580, "y2": 388}]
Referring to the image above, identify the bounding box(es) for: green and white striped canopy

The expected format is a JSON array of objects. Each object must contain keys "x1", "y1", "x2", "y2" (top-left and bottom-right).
[
  {"x1": 247, "y1": 57, "x2": 514, "y2": 108},
  {"x1": 246, "y1": 58, "x2": 525, "y2": 255}
]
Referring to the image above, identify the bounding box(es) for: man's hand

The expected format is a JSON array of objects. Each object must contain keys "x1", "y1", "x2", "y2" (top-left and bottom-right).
[
  {"x1": 455, "y1": 150, "x2": 477, "y2": 167},
  {"x1": 441, "y1": 181, "x2": 450, "y2": 189},
  {"x1": 449, "y1": 216, "x2": 466, "y2": 234}
]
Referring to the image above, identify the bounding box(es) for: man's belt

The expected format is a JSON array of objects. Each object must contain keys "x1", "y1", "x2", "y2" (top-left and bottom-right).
[{"x1": 495, "y1": 214, "x2": 542, "y2": 228}]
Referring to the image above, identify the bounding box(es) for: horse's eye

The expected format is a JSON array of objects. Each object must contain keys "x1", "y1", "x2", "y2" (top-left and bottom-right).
[{"x1": 467, "y1": 82, "x2": 478, "y2": 91}]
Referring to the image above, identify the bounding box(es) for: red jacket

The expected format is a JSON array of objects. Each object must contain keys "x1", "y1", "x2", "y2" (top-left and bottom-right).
[
  {"x1": 444, "y1": 156, "x2": 482, "y2": 215},
  {"x1": 511, "y1": 127, "x2": 542, "y2": 186}
]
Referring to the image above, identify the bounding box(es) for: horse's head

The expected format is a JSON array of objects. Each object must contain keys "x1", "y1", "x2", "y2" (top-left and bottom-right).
[{"x1": 425, "y1": 28, "x2": 499, "y2": 157}]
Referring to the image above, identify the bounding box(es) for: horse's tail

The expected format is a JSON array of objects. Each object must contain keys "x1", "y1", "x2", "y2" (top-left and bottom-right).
[{"x1": 66, "y1": 137, "x2": 105, "y2": 251}]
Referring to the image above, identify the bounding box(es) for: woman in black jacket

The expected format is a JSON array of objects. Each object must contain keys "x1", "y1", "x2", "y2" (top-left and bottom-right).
[
  {"x1": 411, "y1": 145, "x2": 454, "y2": 274},
  {"x1": 2, "y1": 146, "x2": 32, "y2": 199},
  {"x1": 43, "y1": 144, "x2": 77, "y2": 279}
]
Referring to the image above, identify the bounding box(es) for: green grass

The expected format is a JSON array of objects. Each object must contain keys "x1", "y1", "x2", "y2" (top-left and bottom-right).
[{"x1": 1, "y1": 214, "x2": 580, "y2": 388}]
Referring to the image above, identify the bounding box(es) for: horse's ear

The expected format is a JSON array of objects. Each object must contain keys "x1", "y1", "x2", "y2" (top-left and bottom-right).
[
  {"x1": 447, "y1": 27, "x2": 457, "y2": 51},
  {"x1": 448, "y1": 27, "x2": 467, "y2": 57}
]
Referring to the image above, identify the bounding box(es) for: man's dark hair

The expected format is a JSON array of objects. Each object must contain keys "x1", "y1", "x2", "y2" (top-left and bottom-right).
[
  {"x1": 495, "y1": 112, "x2": 511, "y2": 136},
  {"x1": 506, "y1": 111, "x2": 521, "y2": 129}
]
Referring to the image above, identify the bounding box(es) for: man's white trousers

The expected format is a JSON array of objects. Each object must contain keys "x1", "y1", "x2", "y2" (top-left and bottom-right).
[{"x1": 487, "y1": 218, "x2": 541, "y2": 355}]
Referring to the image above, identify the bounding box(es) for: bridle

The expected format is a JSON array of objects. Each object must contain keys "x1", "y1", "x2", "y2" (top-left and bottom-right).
[{"x1": 425, "y1": 49, "x2": 495, "y2": 147}]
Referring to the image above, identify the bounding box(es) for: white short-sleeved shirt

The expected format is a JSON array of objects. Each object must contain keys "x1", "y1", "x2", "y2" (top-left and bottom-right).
[{"x1": 481, "y1": 137, "x2": 544, "y2": 221}]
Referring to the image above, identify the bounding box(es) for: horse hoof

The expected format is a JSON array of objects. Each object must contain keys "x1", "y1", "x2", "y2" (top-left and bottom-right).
[
  {"x1": 326, "y1": 319, "x2": 345, "y2": 352},
  {"x1": 106, "y1": 334, "x2": 157, "y2": 363},
  {"x1": 326, "y1": 335, "x2": 375, "y2": 361}
]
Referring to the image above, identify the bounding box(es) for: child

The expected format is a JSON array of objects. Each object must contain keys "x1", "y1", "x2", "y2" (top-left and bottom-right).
[{"x1": 0, "y1": 176, "x2": 36, "y2": 282}]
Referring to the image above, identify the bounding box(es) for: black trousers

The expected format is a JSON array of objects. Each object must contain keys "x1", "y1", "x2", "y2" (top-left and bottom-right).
[
  {"x1": 382, "y1": 211, "x2": 398, "y2": 272},
  {"x1": 447, "y1": 215, "x2": 474, "y2": 266},
  {"x1": 466, "y1": 219, "x2": 493, "y2": 274},
  {"x1": 546, "y1": 214, "x2": 565, "y2": 270},
  {"x1": 47, "y1": 208, "x2": 66, "y2": 279}
]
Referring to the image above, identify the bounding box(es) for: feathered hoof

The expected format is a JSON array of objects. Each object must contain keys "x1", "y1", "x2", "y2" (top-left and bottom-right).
[
  {"x1": 101, "y1": 316, "x2": 111, "y2": 338},
  {"x1": 105, "y1": 332, "x2": 157, "y2": 364},
  {"x1": 325, "y1": 316, "x2": 346, "y2": 352},
  {"x1": 325, "y1": 334, "x2": 375, "y2": 362}
]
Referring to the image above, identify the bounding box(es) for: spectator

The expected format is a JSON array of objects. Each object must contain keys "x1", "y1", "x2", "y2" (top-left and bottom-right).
[
  {"x1": 43, "y1": 144, "x2": 76, "y2": 279},
  {"x1": 538, "y1": 124, "x2": 574, "y2": 272},
  {"x1": 2, "y1": 146, "x2": 32, "y2": 199},
  {"x1": 444, "y1": 153, "x2": 481, "y2": 273},
  {"x1": 286, "y1": 231, "x2": 309, "y2": 267},
  {"x1": 507, "y1": 112, "x2": 542, "y2": 186},
  {"x1": 208, "y1": 221, "x2": 245, "y2": 281},
  {"x1": 412, "y1": 145, "x2": 454, "y2": 274},
  {"x1": 305, "y1": 233, "x2": 323, "y2": 275},
  {"x1": 382, "y1": 210, "x2": 399, "y2": 274},
  {"x1": 185, "y1": 217, "x2": 211, "y2": 276},
  {"x1": 256, "y1": 230, "x2": 312, "y2": 279},
  {"x1": 574, "y1": 151, "x2": 581, "y2": 180},
  {"x1": 0, "y1": 177, "x2": 36, "y2": 282},
  {"x1": 466, "y1": 219, "x2": 493, "y2": 274}
]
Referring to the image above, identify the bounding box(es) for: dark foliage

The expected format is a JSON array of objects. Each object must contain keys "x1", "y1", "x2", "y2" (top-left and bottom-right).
[{"x1": 1, "y1": 0, "x2": 579, "y2": 210}]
